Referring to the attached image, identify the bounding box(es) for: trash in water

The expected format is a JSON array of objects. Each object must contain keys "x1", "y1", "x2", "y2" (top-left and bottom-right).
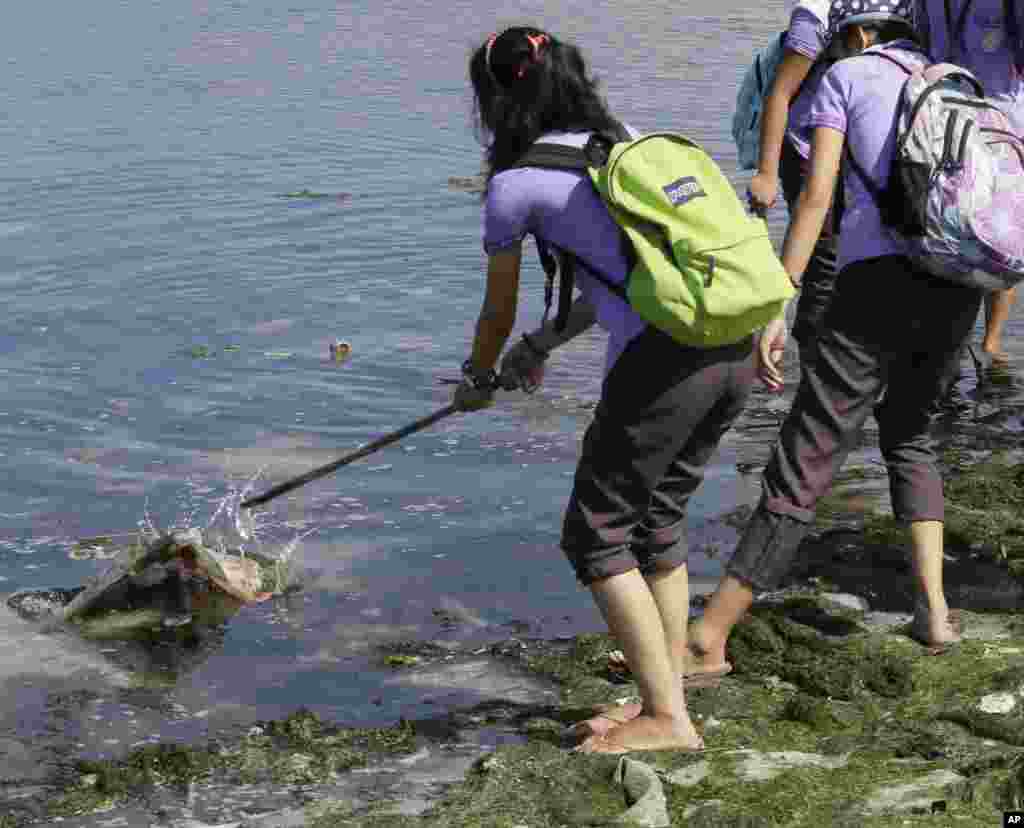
[
  {"x1": 447, "y1": 175, "x2": 486, "y2": 194},
  {"x1": 329, "y1": 340, "x2": 352, "y2": 363},
  {"x1": 276, "y1": 189, "x2": 353, "y2": 201}
]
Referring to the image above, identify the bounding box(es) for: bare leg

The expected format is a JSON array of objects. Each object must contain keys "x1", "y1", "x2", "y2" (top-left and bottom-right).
[
  {"x1": 573, "y1": 565, "x2": 691, "y2": 739},
  {"x1": 686, "y1": 575, "x2": 754, "y2": 672},
  {"x1": 908, "y1": 520, "x2": 960, "y2": 648},
  {"x1": 646, "y1": 564, "x2": 690, "y2": 677},
  {"x1": 578, "y1": 568, "x2": 702, "y2": 753},
  {"x1": 981, "y1": 288, "x2": 1015, "y2": 362}
]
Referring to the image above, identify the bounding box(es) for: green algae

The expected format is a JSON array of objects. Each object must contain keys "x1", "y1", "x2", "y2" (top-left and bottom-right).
[
  {"x1": 780, "y1": 693, "x2": 841, "y2": 732},
  {"x1": 47, "y1": 709, "x2": 419, "y2": 818},
  {"x1": 726, "y1": 603, "x2": 914, "y2": 701},
  {"x1": 234, "y1": 708, "x2": 418, "y2": 783},
  {"x1": 407, "y1": 742, "x2": 628, "y2": 827},
  {"x1": 518, "y1": 632, "x2": 629, "y2": 707},
  {"x1": 383, "y1": 654, "x2": 424, "y2": 667},
  {"x1": 34, "y1": 568, "x2": 1024, "y2": 828},
  {"x1": 955, "y1": 754, "x2": 1024, "y2": 810},
  {"x1": 818, "y1": 451, "x2": 1024, "y2": 579},
  {"x1": 50, "y1": 742, "x2": 223, "y2": 817}
]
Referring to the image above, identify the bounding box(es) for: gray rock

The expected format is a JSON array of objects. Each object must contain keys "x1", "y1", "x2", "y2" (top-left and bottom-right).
[
  {"x1": 664, "y1": 759, "x2": 711, "y2": 787},
  {"x1": 731, "y1": 749, "x2": 850, "y2": 782},
  {"x1": 614, "y1": 757, "x2": 670, "y2": 828},
  {"x1": 820, "y1": 592, "x2": 870, "y2": 612},
  {"x1": 863, "y1": 769, "x2": 966, "y2": 815}
]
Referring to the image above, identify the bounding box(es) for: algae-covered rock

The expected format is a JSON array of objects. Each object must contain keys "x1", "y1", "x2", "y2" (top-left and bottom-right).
[
  {"x1": 423, "y1": 741, "x2": 631, "y2": 826},
  {"x1": 780, "y1": 693, "x2": 840, "y2": 731},
  {"x1": 727, "y1": 601, "x2": 914, "y2": 701},
  {"x1": 862, "y1": 768, "x2": 966, "y2": 815},
  {"x1": 47, "y1": 709, "x2": 420, "y2": 819},
  {"x1": 956, "y1": 754, "x2": 1024, "y2": 810},
  {"x1": 6, "y1": 529, "x2": 288, "y2": 640}
]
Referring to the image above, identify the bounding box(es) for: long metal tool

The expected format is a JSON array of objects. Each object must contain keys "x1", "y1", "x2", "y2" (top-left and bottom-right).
[{"x1": 240, "y1": 403, "x2": 460, "y2": 510}]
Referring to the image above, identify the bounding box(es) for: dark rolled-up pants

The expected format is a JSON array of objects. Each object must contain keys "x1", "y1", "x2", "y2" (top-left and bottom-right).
[
  {"x1": 562, "y1": 325, "x2": 755, "y2": 585},
  {"x1": 728, "y1": 256, "x2": 982, "y2": 592}
]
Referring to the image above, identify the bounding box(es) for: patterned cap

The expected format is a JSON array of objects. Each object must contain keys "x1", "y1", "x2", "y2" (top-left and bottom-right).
[{"x1": 827, "y1": 0, "x2": 914, "y2": 35}]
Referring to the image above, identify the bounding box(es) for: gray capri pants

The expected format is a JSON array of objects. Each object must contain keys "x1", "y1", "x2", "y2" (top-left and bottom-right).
[
  {"x1": 727, "y1": 255, "x2": 982, "y2": 592},
  {"x1": 561, "y1": 325, "x2": 755, "y2": 585}
]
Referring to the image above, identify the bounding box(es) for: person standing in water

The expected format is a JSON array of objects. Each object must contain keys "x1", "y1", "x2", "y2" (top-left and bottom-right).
[
  {"x1": 917, "y1": 0, "x2": 1024, "y2": 365},
  {"x1": 685, "y1": 0, "x2": 980, "y2": 684},
  {"x1": 453, "y1": 26, "x2": 767, "y2": 753}
]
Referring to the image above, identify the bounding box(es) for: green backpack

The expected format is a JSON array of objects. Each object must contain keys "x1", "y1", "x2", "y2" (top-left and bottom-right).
[{"x1": 516, "y1": 128, "x2": 795, "y2": 348}]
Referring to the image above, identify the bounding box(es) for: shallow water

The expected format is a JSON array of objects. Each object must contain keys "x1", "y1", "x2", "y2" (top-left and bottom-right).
[{"x1": 1, "y1": 0, "x2": 1021, "y2": 798}]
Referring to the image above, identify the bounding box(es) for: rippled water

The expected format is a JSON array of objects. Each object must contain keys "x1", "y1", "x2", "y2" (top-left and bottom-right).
[{"x1": 1, "y1": 0, "x2": 1020, "y2": 781}]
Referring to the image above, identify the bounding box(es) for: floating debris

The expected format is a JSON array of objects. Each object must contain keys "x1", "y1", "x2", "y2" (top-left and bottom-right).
[
  {"x1": 189, "y1": 345, "x2": 240, "y2": 359},
  {"x1": 447, "y1": 175, "x2": 486, "y2": 194},
  {"x1": 276, "y1": 189, "x2": 353, "y2": 201},
  {"x1": 329, "y1": 340, "x2": 352, "y2": 363}
]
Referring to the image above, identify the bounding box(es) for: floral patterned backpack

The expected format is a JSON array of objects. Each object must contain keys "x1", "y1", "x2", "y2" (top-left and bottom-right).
[{"x1": 847, "y1": 44, "x2": 1024, "y2": 291}]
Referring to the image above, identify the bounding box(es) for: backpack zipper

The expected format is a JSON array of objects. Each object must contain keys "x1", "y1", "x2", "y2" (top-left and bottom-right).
[{"x1": 692, "y1": 234, "x2": 774, "y2": 289}]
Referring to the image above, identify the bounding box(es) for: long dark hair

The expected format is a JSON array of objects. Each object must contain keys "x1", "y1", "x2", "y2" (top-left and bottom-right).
[{"x1": 469, "y1": 27, "x2": 619, "y2": 181}]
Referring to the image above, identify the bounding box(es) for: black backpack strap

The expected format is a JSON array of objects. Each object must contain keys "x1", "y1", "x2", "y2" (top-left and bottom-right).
[
  {"x1": 513, "y1": 125, "x2": 633, "y2": 332},
  {"x1": 513, "y1": 143, "x2": 589, "y2": 171}
]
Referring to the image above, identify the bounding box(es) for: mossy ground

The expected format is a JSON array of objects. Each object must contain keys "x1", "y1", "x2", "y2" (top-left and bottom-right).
[
  {"x1": 33, "y1": 598, "x2": 1024, "y2": 826},
  {"x1": 46, "y1": 709, "x2": 419, "y2": 819},
  {"x1": 26, "y1": 456, "x2": 1024, "y2": 826}
]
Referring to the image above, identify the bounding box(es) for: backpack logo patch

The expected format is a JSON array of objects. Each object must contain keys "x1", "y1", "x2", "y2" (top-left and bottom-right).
[{"x1": 664, "y1": 176, "x2": 706, "y2": 207}]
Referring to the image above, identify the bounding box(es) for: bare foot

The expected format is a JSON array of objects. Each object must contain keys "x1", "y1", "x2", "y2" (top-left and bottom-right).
[
  {"x1": 909, "y1": 605, "x2": 962, "y2": 654},
  {"x1": 681, "y1": 621, "x2": 731, "y2": 685},
  {"x1": 574, "y1": 713, "x2": 704, "y2": 755},
  {"x1": 568, "y1": 702, "x2": 643, "y2": 740}
]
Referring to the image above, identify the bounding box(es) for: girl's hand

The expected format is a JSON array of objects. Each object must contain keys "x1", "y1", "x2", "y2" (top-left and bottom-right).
[
  {"x1": 499, "y1": 335, "x2": 548, "y2": 393},
  {"x1": 453, "y1": 378, "x2": 495, "y2": 411},
  {"x1": 748, "y1": 172, "x2": 780, "y2": 216},
  {"x1": 758, "y1": 316, "x2": 788, "y2": 392}
]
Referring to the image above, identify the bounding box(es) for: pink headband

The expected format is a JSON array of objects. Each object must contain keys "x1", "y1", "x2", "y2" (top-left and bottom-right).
[
  {"x1": 484, "y1": 33, "x2": 499, "y2": 84},
  {"x1": 484, "y1": 31, "x2": 549, "y2": 85}
]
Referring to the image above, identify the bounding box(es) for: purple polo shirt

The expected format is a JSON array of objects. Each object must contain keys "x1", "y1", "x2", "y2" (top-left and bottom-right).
[
  {"x1": 785, "y1": 6, "x2": 831, "y2": 159},
  {"x1": 483, "y1": 131, "x2": 646, "y2": 375},
  {"x1": 807, "y1": 43, "x2": 930, "y2": 270}
]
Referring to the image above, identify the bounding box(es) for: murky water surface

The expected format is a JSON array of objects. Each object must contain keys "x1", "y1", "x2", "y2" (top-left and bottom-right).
[{"x1": 1, "y1": 0, "x2": 1021, "y2": 815}]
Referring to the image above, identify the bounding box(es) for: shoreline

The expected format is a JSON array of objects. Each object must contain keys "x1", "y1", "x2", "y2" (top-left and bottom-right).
[{"x1": 4, "y1": 447, "x2": 1024, "y2": 827}]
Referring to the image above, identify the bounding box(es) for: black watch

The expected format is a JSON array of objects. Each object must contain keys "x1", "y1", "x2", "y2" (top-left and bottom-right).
[{"x1": 461, "y1": 359, "x2": 498, "y2": 391}]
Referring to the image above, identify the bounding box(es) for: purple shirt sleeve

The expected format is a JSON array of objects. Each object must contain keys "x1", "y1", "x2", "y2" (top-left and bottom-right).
[
  {"x1": 482, "y1": 171, "x2": 532, "y2": 254},
  {"x1": 784, "y1": 7, "x2": 826, "y2": 60},
  {"x1": 807, "y1": 65, "x2": 849, "y2": 135}
]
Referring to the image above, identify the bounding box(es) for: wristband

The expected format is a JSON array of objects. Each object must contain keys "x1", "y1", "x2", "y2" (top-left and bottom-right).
[
  {"x1": 521, "y1": 332, "x2": 549, "y2": 359},
  {"x1": 461, "y1": 359, "x2": 498, "y2": 391}
]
